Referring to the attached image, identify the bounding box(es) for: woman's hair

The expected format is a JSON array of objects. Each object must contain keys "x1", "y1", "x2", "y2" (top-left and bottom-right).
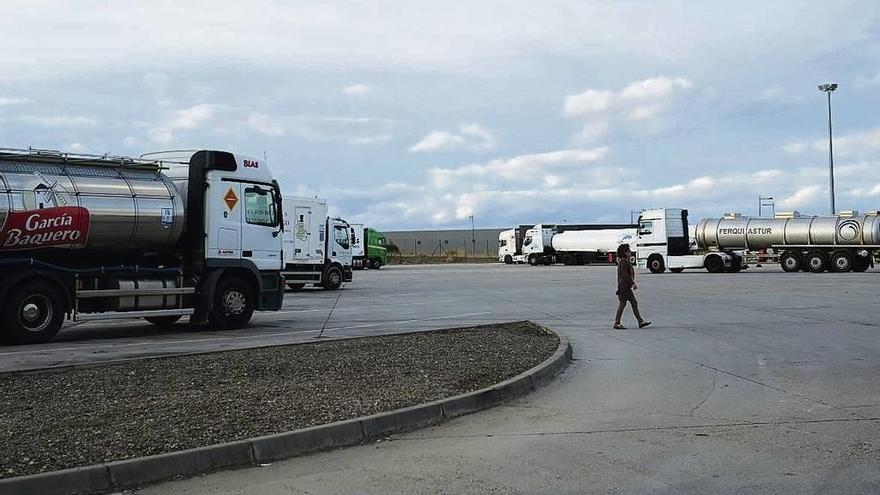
[{"x1": 617, "y1": 243, "x2": 630, "y2": 259}]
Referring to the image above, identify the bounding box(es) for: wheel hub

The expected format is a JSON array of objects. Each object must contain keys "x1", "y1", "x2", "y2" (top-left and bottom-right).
[
  {"x1": 19, "y1": 295, "x2": 52, "y2": 332},
  {"x1": 222, "y1": 290, "x2": 246, "y2": 316}
]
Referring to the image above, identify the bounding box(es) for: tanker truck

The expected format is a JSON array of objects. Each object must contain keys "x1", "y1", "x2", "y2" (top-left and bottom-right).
[
  {"x1": 521, "y1": 223, "x2": 637, "y2": 266},
  {"x1": 0, "y1": 148, "x2": 286, "y2": 344},
  {"x1": 636, "y1": 208, "x2": 879, "y2": 273}
]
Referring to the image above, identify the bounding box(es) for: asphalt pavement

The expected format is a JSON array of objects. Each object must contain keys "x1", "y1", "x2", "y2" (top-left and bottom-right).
[{"x1": 6, "y1": 263, "x2": 880, "y2": 494}]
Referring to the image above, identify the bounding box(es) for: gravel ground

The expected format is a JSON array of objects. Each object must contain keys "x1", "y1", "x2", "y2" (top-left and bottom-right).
[{"x1": 0, "y1": 321, "x2": 557, "y2": 479}]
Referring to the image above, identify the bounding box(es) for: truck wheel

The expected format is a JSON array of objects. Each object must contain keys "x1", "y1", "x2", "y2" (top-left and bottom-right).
[
  {"x1": 323, "y1": 266, "x2": 343, "y2": 290},
  {"x1": 504, "y1": 255, "x2": 513, "y2": 264},
  {"x1": 528, "y1": 254, "x2": 539, "y2": 266},
  {"x1": 669, "y1": 268, "x2": 685, "y2": 273},
  {"x1": 830, "y1": 250, "x2": 854, "y2": 272},
  {"x1": 804, "y1": 251, "x2": 828, "y2": 273},
  {"x1": 647, "y1": 255, "x2": 665, "y2": 274},
  {"x1": 726, "y1": 255, "x2": 743, "y2": 273},
  {"x1": 780, "y1": 252, "x2": 801, "y2": 272},
  {"x1": 145, "y1": 315, "x2": 182, "y2": 327},
  {"x1": 370, "y1": 259, "x2": 382, "y2": 269},
  {"x1": 286, "y1": 283, "x2": 306, "y2": 291},
  {"x1": 210, "y1": 276, "x2": 254, "y2": 330},
  {"x1": 704, "y1": 255, "x2": 724, "y2": 273},
  {"x1": 853, "y1": 256, "x2": 870, "y2": 272},
  {"x1": 1, "y1": 280, "x2": 65, "y2": 345}
]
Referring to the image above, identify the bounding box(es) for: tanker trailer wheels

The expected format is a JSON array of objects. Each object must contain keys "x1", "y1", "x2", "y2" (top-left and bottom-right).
[
  {"x1": 145, "y1": 315, "x2": 183, "y2": 327},
  {"x1": 647, "y1": 255, "x2": 665, "y2": 274},
  {"x1": 528, "y1": 254, "x2": 539, "y2": 266},
  {"x1": 1, "y1": 280, "x2": 65, "y2": 345},
  {"x1": 504, "y1": 255, "x2": 514, "y2": 265},
  {"x1": 704, "y1": 255, "x2": 725, "y2": 274},
  {"x1": 830, "y1": 250, "x2": 855, "y2": 273},
  {"x1": 804, "y1": 251, "x2": 829, "y2": 273},
  {"x1": 780, "y1": 252, "x2": 802, "y2": 272},
  {"x1": 210, "y1": 276, "x2": 255, "y2": 330}
]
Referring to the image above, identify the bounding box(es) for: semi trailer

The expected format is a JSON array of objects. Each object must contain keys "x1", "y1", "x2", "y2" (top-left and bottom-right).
[
  {"x1": 0, "y1": 148, "x2": 286, "y2": 344},
  {"x1": 281, "y1": 196, "x2": 353, "y2": 290},
  {"x1": 521, "y1": 223, "x2": 637, "y2": 266},
  {"x1": 637, "y1": 208, "x2": 879, "y2": 273}
]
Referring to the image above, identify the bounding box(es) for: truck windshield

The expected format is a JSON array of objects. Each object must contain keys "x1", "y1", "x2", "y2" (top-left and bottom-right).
[
  {"x1": 244, "y1": 186, "x2": 278, "y2": 227},
  {"x1": 334, "y1": 225, "x2": 350, "y2": 249}
]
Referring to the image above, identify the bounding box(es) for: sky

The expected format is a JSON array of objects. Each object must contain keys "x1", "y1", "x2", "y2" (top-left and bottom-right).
[{"x1": 0, "y1": 1, "x2": 878, "y2": 229}]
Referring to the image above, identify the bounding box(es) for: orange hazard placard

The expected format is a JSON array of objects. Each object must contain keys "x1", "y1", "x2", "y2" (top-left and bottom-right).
[{"x1": 224, "y1": 188, "x2": 239, "y2": 211}]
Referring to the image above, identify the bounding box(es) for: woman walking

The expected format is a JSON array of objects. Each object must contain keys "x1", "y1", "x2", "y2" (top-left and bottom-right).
[{"x1": 614, "y1": 243, "x2": 651, "y2": 329}]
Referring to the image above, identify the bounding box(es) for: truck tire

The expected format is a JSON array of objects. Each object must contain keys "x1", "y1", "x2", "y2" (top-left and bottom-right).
[
  {"x1": 853, "y1": 256, "x2": 870, "y2": 272},
  {"x1": 804, "y1": 251, "x2": 828, "y2": 273},
  {"x1": 370, "y1": 259, "x2": 382, "y2": 269},
  {"x1": 726, "y1": 255, "x2": 743, "y2": 273},
  {"x1": 286, "y1": 283, "x2": 306, "y2": 291},
  {"x1": 210, "y1": 276, "x2": 255, "y2": 330},
  {"x1": 1, "y1": 280, "x2": 65, "y2": 345},
  {"x1": 528, "y1": 254, "x2": 539, "y2": 266},
  {"x1": 647, "y1": 255, "x2": 665, "y2": 274},
  {"x1": 323, "y1": 266, "x2": 343, "y2": 290},
  {"x1": 669, "y1": 268, "x2": 685, "y2": 273},
  {"x1": 504, "y1": 255, "x2": 513, "y2": 264},
  {"x1": 830, "y1": 250, "x2": 854, "y2": 272},
  {"x1": 780, "y1": 252, "x2": 801, "y2": 272},
  {"x1": 704, "y1": 255, "x2": 724, "y2": 273},
  {"x1": 145, "y1": 315, "x2": 182, "y2": 327}
]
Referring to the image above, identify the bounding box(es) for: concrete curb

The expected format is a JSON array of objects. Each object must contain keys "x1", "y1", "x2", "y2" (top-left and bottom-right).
[{"x1": 0, "y1": 328, "x2": 571, "y2": 495}]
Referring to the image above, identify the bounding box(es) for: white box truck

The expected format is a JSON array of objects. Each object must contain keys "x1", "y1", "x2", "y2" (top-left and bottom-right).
[
  {"x1": 0, "y1": 148, "x2": 286, "y2": 344},
  {"x1": 281, "y1": 196, "x2": 353, "y2": 290}
]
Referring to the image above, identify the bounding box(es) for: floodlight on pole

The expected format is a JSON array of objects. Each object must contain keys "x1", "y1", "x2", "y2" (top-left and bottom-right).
[{"x1": 818, "y1": 83, "x2": 837, "y2": 215}]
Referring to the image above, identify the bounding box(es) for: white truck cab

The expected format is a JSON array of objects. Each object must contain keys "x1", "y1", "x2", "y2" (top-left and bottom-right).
[
  {"x1": 636, "y1": 208, "x2": 737, "y2": 273},
  {"x1": 498, "y1": 228, "x2": 516, "y2": 263},
  {"x1": 281, "y1": 196, "x2": 353, "y2": 290},
  {"x1": 521, "y1": 224, "x2": 555, "y2": 265}
]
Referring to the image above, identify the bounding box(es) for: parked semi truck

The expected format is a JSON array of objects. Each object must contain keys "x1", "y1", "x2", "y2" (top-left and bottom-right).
[
  {"x1": 498, "y1": 225, "x2": 533, "y2": 264},
  {"x1": 521, "y1": 223, "x2": 637, "y2": 266},
  {"x1": 354, "y1": 227, "x2": 387, "y2": 269},
  {"x1": 281, "y1": 196, "x2": 353, "y2": 290},
  {"x1": 0, "y1": 148, "x2": 286, "y2": 345},
  {"x1": 349, "y1": 222, "x2": 366, "y2": 269},
  {"x1": 637, "y1": 207, "x2": 879, "y2": 273}
]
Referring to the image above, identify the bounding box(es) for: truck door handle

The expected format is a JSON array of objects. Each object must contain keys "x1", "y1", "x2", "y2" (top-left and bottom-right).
[{"x1": 242, "y1": 250, "x2": 253, "y2": 257}]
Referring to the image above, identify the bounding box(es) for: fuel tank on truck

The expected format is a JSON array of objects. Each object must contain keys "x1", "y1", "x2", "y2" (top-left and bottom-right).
[
  {"x1": 695, "y1": 214, "x2": 880, "y2": 250},
  {"x1": 550, "y1": 228, "x2": 637, "y2": 253},
  {"x1": 0, "y1": 154, "x2": 184, "y2": 256}
]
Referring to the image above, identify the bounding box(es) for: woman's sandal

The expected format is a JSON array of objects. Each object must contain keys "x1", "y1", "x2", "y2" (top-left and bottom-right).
[
  {"x1": 613, "y1": 324, "x2": 627, "y2": 329},
  {"x1": 638, "y1": 321, "x2": 652, "y2": 328}
]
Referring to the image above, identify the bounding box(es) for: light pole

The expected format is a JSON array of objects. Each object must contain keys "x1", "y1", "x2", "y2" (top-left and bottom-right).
[
  {"x1": 469, "y1": 215, "x2": 475, "y2": 256},
  {"x1": 818, "y1": 83, "x2": 837, "y2": 215}
]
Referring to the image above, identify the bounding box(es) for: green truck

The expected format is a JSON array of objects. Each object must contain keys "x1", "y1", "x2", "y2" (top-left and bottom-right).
[{"x1": 351, "y1": 224, "x2": 388, "y2": 269}]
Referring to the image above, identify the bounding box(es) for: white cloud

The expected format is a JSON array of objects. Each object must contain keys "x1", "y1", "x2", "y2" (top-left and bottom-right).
[
  {"x1": 0, "y1": 97, "x2": 31, "y2": 106},
  {"x1": 573, "y1": 122, "x2": 609, "y2": 143},
  {"x1": 148, "y1": 103, "x2": 218, "y2": 144},
  {"x1": 778, "y1": 185, "x2": 823, "y2": 209},
  {"x1": 854, "y1": 71, "x2": 880, "y2": 88},
  {"x1": 350, "y1": 134, "x2": 393, "y2": 145},
  {"x1": 20, "y1": 115, "x2": 97, "y2": 127},
  {"x1": 565, "y1": 76, "x2": 692, "y2": 120},
  {"x1": 342, "y1": 84, "x2": 373, "y2": 96},
  {"x1": 246, "y1": 113, "x2": 286, "y2": 137},
  {"x1": 783, "y1": 141, "x2": 807, "y2": 154},
  {"x1": 428, "y1": 147, "x2": 608, "y2": 187},
  {"x1": 409, "y1": 123, "x2": 495, "y2": 153}
]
